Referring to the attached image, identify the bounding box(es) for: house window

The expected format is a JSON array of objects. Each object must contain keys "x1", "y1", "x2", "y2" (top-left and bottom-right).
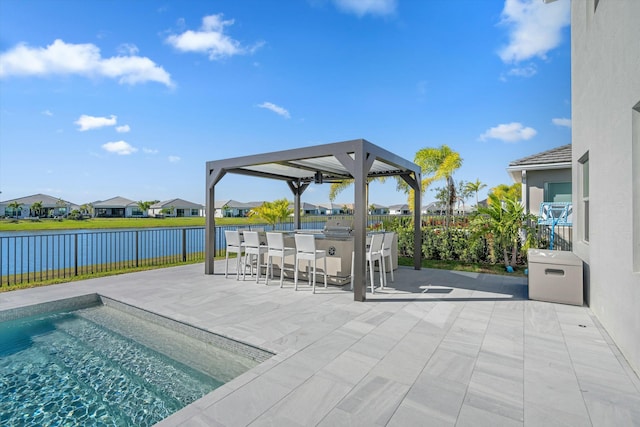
[
  {"x1": 544, "y1": 182, "x2": 572, "y2": 203},
  {"x1": 579, "y1": 152, "x2": 590, "y2": 243},
  {"x1": 131, "y1": 208, "x2": 143, "y2": 216},
  {"x1": 191, "y1": 209, "x2": 199, "y2": 216}
]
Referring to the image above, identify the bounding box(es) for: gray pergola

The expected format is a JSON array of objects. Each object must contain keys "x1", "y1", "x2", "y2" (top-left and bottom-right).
[{"x1": 205, "y1": 138, "x2": 422, "y2": 302}]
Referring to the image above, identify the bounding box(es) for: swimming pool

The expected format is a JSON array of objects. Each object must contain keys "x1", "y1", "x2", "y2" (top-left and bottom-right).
[{"x1": 0, "y1": 296, "x2": 271, "y2": 426}]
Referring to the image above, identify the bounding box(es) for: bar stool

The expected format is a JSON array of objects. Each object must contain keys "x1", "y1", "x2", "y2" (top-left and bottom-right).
[
  {"x1": 381, "y1": 232, "x2": 395, "y2": 287},
  {"x1": 224, "y1": 229, "x2": 244, "y2": 280},
  {"x1": 266, "y1": 232, "x2": 296, "y2": 287},
  {"x1": 242, "y1": 231, "x2": 267, "y2": 283},
  {"x1": 294, "y1": 234, "x2": 327, "y2": 293},
  {"x1": 350, "y1": 233, "x2": 384, "y2": 293}
]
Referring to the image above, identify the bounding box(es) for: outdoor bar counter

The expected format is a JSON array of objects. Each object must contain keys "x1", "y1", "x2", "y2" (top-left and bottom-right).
[{"x1": 260, "y1": 230, "x2": 397, "y2": 286}]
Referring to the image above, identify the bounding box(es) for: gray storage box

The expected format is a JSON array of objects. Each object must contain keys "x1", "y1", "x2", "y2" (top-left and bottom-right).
[{"x1": 528, "y1": 249, "x2": 583, "y2": 306}]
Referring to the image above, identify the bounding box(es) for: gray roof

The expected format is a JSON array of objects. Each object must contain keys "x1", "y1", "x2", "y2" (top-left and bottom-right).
[
  {"x1": 92, "y1": 196, "x2": 137, "y2": 208},
  {"x1": 151, "y1": 198, "x2": 203, "y2": 209},
  {"x1": 214, "y1": 200, "x2": 262, "y2": 209},
  {"x1": 0, "y1": 193, "x2": 78, "y2": 208},
  {"x1": 509, "y1": 144, "x2": 572, "y2": 167}
]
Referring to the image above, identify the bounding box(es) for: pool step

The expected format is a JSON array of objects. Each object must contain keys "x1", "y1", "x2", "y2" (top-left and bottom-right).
[{"x1": 51, "y1": 315, "x2": 218, "y2": 406}]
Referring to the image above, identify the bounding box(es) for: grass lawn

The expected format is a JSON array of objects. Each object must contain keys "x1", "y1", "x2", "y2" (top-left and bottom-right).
[{"x1": 398, "y1": 257, "x2": 527, "y2": 277}]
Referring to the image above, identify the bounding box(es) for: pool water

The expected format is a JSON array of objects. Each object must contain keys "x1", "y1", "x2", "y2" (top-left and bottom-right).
[{"x1": 0, "y1": 304, "x2": 261, "y2": 426}]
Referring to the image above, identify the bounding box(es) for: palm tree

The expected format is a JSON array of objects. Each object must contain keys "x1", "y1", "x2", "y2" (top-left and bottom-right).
[
  {"x1": 489, "y1": 183, "x2": 521, "y2": 202},
  {"x1": 470, "y1": 192, "x2": 537, "y2": 268},
  {"x1": 7, "y1": 201, "x2": 22, "y2": 219},
  {"x1": 55, "y1": 198, "x2": 67, "y2": 217},
  {"x1": 399, "y1": 144, "x2": 462, "y2": 224},
  {"x1": 137, "y1": 200, "x2": 152, "y2": 217},
  {"x1": 30, "y1": 201, "x2": 43, "y2": 218},
  {"x1": 80, "y1": 203, "x2": 94, "y2": 217},
  {"x1": 465, "y1": 178, "x2": 487, "y2": 209},
  {"x1": 248, "y1": 199, "x2": 293, "y2": 229}
]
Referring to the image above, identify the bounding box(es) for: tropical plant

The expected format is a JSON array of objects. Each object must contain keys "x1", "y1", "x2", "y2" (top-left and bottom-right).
[
  {"x1": 55, "y1": 199, "x2": 67, "y2": 217},
  {"x1": 80, "y1": 203, "x2": 94, "y2": 216},
  {"x1": 160, "y1": 206, "x2": 174, "y2": 216},
  {"x1": 470, "y1": 193, "x2": 537, "y2": 268},
  {"x1": 7, "y1": 201, "x2": 22, "y2": 218},
  {"x1": 30, "y1": 201, "x2": 43, "y2": 217},
  {"x1": 248, "y1": 198, "x2": 293, "y2": 228},
  {"x1": 488, "y1": 183, "x2": 521, "y2": 202},
  {"x1": 221, "y1": 203, "x2": 231, "y2": 218},
  {"x1": 137, "y1": 200, "x2": 153, "y2": 217},
  {"x1": 456, "y1": 180, "x2": 473, "y2": 213},
  {"x1": 398, "y1": 144, "x2": 462, "y2": 224},
  {"x1": 465, "y1": 178, "x2": 487, "y2": 209}
]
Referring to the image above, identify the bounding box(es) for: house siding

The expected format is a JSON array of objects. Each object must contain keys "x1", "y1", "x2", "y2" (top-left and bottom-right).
[
  {"x1": 572, "y1": 0, "x2": 640, "y2": 375},
  {"x1": 526, "y1": 168, "x2": 572, "y2": 216}
]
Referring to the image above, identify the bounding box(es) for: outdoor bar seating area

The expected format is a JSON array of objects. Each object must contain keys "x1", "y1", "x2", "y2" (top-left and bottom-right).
[
  {"x1": 206, "y1": 139, "x2": 422, "y2": 301},
  {"x1": 223, "y1": 219, "x2": 398, "y2": 292}
]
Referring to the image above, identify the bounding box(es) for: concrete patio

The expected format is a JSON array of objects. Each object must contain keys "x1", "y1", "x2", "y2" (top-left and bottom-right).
[{"x1": 1, "y1": 262, "x2": 639, "y2": 426}]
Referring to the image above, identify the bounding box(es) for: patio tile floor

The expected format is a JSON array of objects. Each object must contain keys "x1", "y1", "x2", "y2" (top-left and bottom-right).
[{"x1": 1, "y1": 262, "x2": 639, "y2": 426}]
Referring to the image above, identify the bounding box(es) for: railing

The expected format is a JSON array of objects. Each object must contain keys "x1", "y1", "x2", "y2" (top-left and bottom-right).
[
  {"x1": 0, "y1": 228, "x2": 206, "y2": 287},
  {"x1": 0, "y1": 219, "x2": 339, "y2": 287},
  {"x1": 1, "y1": 215, "x2": 574, "y2": 287}
]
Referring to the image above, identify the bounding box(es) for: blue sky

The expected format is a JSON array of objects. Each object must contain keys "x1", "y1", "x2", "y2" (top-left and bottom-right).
[{"x1": 0, "y1": 0, "x2": 571, "y2": 207}]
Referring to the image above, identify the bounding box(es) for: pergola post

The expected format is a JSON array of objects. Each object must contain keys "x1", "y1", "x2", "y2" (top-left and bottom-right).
[
  {"x1": 287, "y1": 180, "x2": 309, "y2": 230},
  {"x1": 205, "y1": 166, "x2": 226, "y2": 275}
]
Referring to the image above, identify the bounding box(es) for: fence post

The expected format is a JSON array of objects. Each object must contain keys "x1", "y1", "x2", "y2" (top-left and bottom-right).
[
  {"x1": 182, "y1": 228, "x2": 187, "y2": 262},
  {"x1": 135, "y1": 230, "x2": 139, "y2": 267},
  {"x1": 74, "y1": 234, "x2": 78, "y2": 277}
]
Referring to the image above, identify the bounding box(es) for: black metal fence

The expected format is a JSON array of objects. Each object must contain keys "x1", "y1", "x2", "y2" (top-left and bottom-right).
[
  {"x1": 0, "y1": 218, "x2": 339, "y2": 287},
  {"x1": 0, "y1": 215, "x2": 573, "y2": 287}
]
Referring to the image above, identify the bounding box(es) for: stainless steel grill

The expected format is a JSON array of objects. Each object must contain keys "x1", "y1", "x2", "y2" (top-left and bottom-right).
[{"x1": 323, "y1": 219, "x2": 353, "y2": 238}]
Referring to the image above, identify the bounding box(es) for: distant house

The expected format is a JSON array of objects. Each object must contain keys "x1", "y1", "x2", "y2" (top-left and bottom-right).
[
  {"x1": 149, "y1": 198, "x2": 204, "y2": 217},
  {"x1": 214, "y1": 200, "x2": 261, "y2": 218},
  {"x1": 368, "y1": 203, "x2": 389, "y2": 215},
  {"x1": 388, "y1": 204, "x2": 410, "y2": 215},
  {"x1": 422, "y1": 202, "x2": 446, "y2": 215},
  {"x1": 421, "y1": 201, "x2": 473, "y2": 216},
  {"x1": 301, "y1": 202, "x2": 320, "y2": 215},
  {"x1": 317, "y1": 202, "x2": 350, "y2": 215},
  {"x1": 92, "y1": 196, "x2": 138, "y2": 218},
  {"x1": 0, "y1": 193, "x2": 78, "y2": 218},
  {"x1": 506, "y1": 144, "x2": 572, "y2": 216}
]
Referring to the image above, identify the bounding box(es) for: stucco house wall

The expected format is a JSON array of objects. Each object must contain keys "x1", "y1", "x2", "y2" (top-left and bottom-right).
[
  {"x1": 525, "y1": 168, "x2": 572, "y2": 216},
  {"x1": 572, "y1": 0, "x2": 640, "y2": 375}
]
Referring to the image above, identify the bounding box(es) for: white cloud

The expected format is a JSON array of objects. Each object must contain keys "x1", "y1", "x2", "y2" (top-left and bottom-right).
[
  {"x1": 257, "y1": 102, "x2": 290, "y2": 119},
  {"x1": 102, "y1": 140, "x2": 137, "y2": 155},
  {"x1": 333, "y1": 0, "x2": 397, "y2": 17},
  {"x1": 0, "y1": 39, "x2": 173, "y2": 87},
  {"x1": 552, "y1": 117, "x2": 572, "y2": 128},
  {"x1": 42, "y1": 109, "x2": 53, "y2": 116},
  {"x1": 143, "y1": 147, "x2": 159, "y2": 154},
  {"x1": 507, "y1": 63, "x2": 537, "y2": 77},
  {"x1": 115, "y1": 124, "x2": 130, "y2": 133},
  {"x1": 117, "y1": 43, "x2": 139, "y2": 56},
  {"x1": 75, "y1": 114, "x2": 117, "y2": 131},
  {"x1": 166, "y1": 14, "x2": 264, "y2": 60},
  {"x1": 498, "y1": 0, "x2": 570, "y2": 64},
  {"x1": 479, "y1": 122, "x2": 537, "y2": 143},
  {"x1": 168, "y1": 155, "x2": 181, "y2": 163}
]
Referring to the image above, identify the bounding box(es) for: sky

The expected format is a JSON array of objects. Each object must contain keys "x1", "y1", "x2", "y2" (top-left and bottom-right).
[{"x1": 0, "y1": 0, "x2": 572, "y2": 207}]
